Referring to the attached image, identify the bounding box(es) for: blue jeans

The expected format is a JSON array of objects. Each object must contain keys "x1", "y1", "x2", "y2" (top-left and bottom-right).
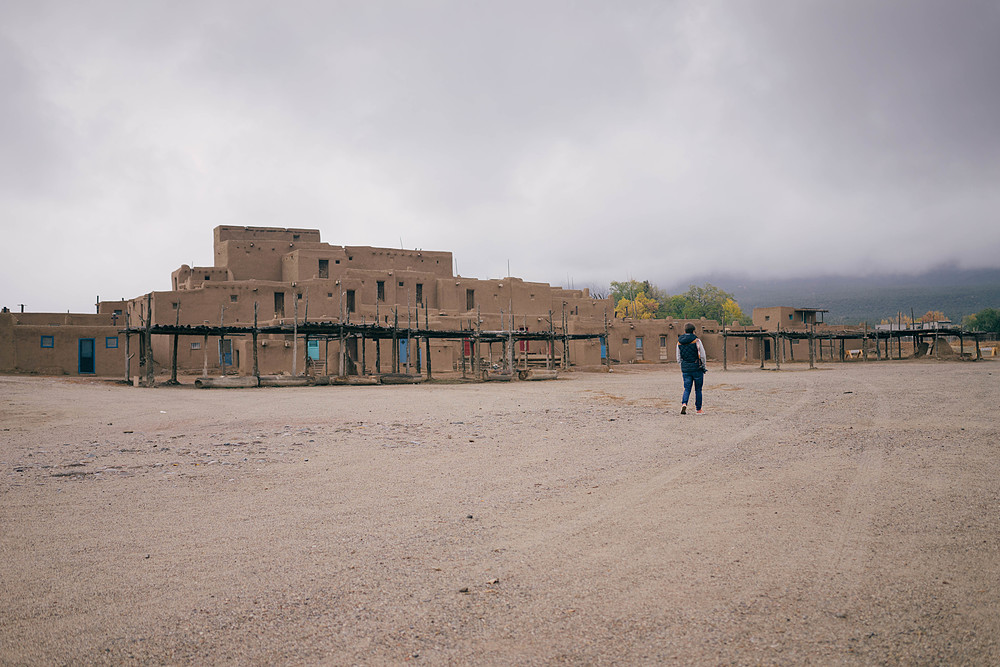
[{"x1": 682, "y1": 371, "x2": 704, "y2": 410}]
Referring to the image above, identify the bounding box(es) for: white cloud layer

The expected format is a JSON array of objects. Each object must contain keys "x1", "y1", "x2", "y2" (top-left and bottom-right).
[{"x1": 2, "y1": 0, "x2": 998, "y2": 311}]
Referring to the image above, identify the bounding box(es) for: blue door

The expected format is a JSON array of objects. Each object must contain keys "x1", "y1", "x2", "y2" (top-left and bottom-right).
[
  {"x1": 600, "y1": 336, "x2": 607, "y2": 361},
  {"x1": 399, "y1": 338, "x2": 409, "y2": 364},
  {"x1": 219, "y1": 339, "x2": 233, "y2": 366},
  {"x1": 307, "y1": 339, "x2": 320, "y2": 360},
  {"x1": 78, "y1": 338, "x2": 95, "y2": 374}
]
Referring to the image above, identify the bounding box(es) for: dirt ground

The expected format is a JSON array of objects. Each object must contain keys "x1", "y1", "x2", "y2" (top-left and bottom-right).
[{"x1": 1, "y1": 360, "x2": 999, "y2": 665}]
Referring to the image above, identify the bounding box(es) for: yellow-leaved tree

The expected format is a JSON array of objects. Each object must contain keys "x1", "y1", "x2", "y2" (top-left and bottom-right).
[
  {"x1": 721, "y1": 298, "x2": 745, "y2": 325},
  {"x1": 615, "y1": 292, "x2": 658, "y2": 319}
]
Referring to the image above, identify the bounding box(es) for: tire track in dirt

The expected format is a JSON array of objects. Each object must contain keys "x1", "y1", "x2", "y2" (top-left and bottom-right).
[{"x1": 500, "y1": 374, "x2": 818, "y2": 554}]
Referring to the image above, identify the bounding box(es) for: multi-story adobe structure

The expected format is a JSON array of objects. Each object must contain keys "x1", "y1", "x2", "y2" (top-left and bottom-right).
[
  {"x1": 106, "y1": 226, "x2": 747, "y2": 378},
  {"x1": 3, "y1": 226, "x2": 758, "y2": 378}
]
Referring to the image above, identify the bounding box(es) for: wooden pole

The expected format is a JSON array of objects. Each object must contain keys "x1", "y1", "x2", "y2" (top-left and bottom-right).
[
  {"x1": 863, "y1": 323, "x2": 869, "y2": 361},
  {"x1": 292, "y1": 295, "x2": 298, "y2": 376},
  {"x1": 392, "y1": 308, "x2": 398, "y2": 373},
  {"x1": 775, "y1": 325, "x2": 781, "y2": 370},
  {"x1": 424, "y1": 301, "x2": 432, "y2": 380},
  {"x1": 219, "y1": 306, "x2": 227, "y2": 377},
  {"x1": 775, "y1": 331, "x2": 781, "y2": 370},
  {"x1": 124, "y1": 309, "x2": 131, "y2": 383},
  {"x1": 144, "y1": 293, "x2": 154, "y2": 386},
  {"x1": 722, "y1": 324, "x2": 728, "y2": 371},
  {"x1": 253, "y1": 302, "x2": 260, "y2": 381},
  {"x1": 808, "y1": 324, "x2": 815, "y2": 369},
  {"x1": 169, "y1": 303, "x2": 179, "y2": 384}
]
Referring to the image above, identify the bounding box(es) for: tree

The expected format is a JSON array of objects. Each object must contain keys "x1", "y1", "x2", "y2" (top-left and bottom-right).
[
  {"x1": 608, "y1": 280, "x2": 748, "y2": 324},
  {"x1": 721, "y1": 298, "x2": 745, "y2": 326},
  {"x1": 964, "y1": 308, "x2": 1000, "y2": 333},
  {"x1": 610, "y1": 280, "x2": 645, "y2": 304},
  {"x1": 614, "y1": 292, "x2": 658, "y2": 319},
  {"x1": 920, "y1": 310, "x2": 945, "y2": 323}
]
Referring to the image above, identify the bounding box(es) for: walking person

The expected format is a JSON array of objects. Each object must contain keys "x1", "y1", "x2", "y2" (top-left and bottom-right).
[{"x1": 677, "y1": 323, "x2": 707, "y2": 415}]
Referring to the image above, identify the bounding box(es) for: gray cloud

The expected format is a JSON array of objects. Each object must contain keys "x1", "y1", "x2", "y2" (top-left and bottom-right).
[{"x1": 1, "y1": 0, "x2": 998, "y2": 312}]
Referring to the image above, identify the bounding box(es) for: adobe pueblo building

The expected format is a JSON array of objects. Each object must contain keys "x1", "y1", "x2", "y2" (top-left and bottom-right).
[
  {"x1": 99, "y1": 226, "x2": 743, "y2": 383},
  {"x1": 4, "y1": 226, "x2": 984, "y2": 382}
]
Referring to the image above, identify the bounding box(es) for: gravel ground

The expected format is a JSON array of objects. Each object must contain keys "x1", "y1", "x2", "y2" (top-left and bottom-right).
[{"x1": 1, "y1": 360, "x2": 999, "y2": 665}]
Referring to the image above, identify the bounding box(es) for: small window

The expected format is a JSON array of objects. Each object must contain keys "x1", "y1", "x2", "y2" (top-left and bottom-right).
[
  {"x1": 415, "y1": 283, "x2": 423, "y2": 305},
  {"x1": 113, "y1": 309, "x2": 123, "y2": 317},
  {"x1": 764, "y1": 315, "x2": 770, "y2": 321},
  {"x1": 105, "y1": 336, "x2": 118, "y2": 349},
  {"x1": 297, "y1": 293, "x2": 302, "y2": 300},
  {"x1": 327, "y1": 292, "x2": 333, "y2": 298},
  {"x1": 659, "y1": 335, "x2": 666, "y2": 346},
  {"x1": 466, "y1": 289, "x2": 475, "y2": 311},
  {"x1": 204, "y1": 275, "x2": 211, "y2": 281},
  {"x1": 191, "y1": 341, "x2": 201, "y2": 350},
  {"x1": 348, "y1": 256, "x2": 353, "y2": 261},
  {"x1": 40, "y1": 335, "x2": 54, "y2": 348},
  {"x1": 398, "y1": 281, "x2": 404, "y2": 287},
  {"x1": 377, "y1": 281, "x2": 385, "y2": 302},
  {"x1": 230, "y1": 295, "x2": 238, "y2": 303},
  {"x1": 335, "y1": 259, "x2": 340, "y2": 264},
  {"x1": 172, "y1": 302, "x2": 179, "y2": 309},
  {"x1": 622, "y1": 338, "x2": 629, "y2": 344},
  {"x1": 293, "y1": 234, "x2": 300, "y2": 240},
  {"x1": 318, "y1": 259, "x2": 329, "y2": 278},
  {"x1": 789, "y1": 314, "x2": 794, "y2": 320}
]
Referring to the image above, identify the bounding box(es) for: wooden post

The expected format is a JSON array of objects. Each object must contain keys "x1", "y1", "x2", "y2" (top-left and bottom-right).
[
  {"x1": 474, "y1": 306, "x2": 482, "y2": 380},
  {"x1": 169, "y1": 303, "x2": 179, "y2": 384},
  {"x1": 808, "y1": 324, "x2": 815, "y2": 369},
  {"x1": 392, "y1": 308, "x2": 398, "y2": 373},
  {"x1": 253, "y1": 302, "x2": 260, "y2": 381},
  {"x1": 171, "y1": 334, "x2": 179, "y2": 383},
  {"x1": 603, "y1": 308, "x2": 610, "y2": 370},
  {"x1": 863, "y1": 323, "x2": 869, "y2": 361},
  {"x1": 775, "y1": 331, "x2": 781, "y2": 370},
  {"x1": 144, "y1": 293, "x2": 154, "y2": 386},
  {"x1": 759, "y1": 336, "x2": 764, "y2": 370},
  {"x1": 722, "y1": 324, "x2": 728, "y2": 371},
  {"x1": 461, "y1": 337, "x2": 467, "y2": 379},
  {"x1": 405, "y1": 292, "x2": 411, "y2": 376},
  {"x1": 339, "y1": 322, "x2": 345, "y2": 377},
  {"x1": 975, "y1": 335, "x2": 981, "y2": 360},
  {"x1": 219, "y1": 305, "x2": 227, "y2": 377},
  {"x1": 292, "y1": 294, "x2": 298, "y2": 376},
  {"x1": 202, "y1": 333, "x2": 208, "y2": 377},
  {"x1": 424, "y1": 302, "x2": 432, "y2": 380},
  {"x1": 775, "y1": 325, "x2": 781, "y2": 370},
  {"x1": 124, "y1": 309, "x2": 131, "y2": 383}
]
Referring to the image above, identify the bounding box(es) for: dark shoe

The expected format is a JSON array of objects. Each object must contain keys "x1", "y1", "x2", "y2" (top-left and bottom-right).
[{"x1": 680, "y1": 403, "x2": 687, "y2": 414}]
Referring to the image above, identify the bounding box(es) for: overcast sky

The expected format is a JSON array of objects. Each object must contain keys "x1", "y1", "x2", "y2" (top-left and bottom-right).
[{"x1": 2, "y1": 1, "x2": 998, "y2": 312}]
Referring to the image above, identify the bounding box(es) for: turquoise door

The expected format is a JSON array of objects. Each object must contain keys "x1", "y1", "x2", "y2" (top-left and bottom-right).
[
  {"x1": 78, "y1": 338, "x2": 95, "y2": 374},
  {"x1": 399, "y1": 338, "x2": 409, "y2": 364},
  {"x1": 600, "y1": 336, "x2": 607, "y2": 361}
]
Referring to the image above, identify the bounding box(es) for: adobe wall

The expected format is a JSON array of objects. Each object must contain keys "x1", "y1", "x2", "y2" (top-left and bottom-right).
[{"x1": 0, "y1": 312, "x2": 123, "y2": 376}]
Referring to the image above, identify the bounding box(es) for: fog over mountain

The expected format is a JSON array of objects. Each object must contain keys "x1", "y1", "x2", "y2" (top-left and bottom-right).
[{"x1": 673, "y1": 266, "x2": 1000, "y2": 324}]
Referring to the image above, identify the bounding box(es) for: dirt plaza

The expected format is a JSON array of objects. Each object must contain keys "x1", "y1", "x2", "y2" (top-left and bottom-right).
[{"x1": 2, "y1": 360, "x2": 999, "y2": 664}]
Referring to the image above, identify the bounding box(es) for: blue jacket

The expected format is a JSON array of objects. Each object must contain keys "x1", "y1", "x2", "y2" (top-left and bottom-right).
[{"x1": 677, "y1": 333, "x2": 706, "y2": 374}]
